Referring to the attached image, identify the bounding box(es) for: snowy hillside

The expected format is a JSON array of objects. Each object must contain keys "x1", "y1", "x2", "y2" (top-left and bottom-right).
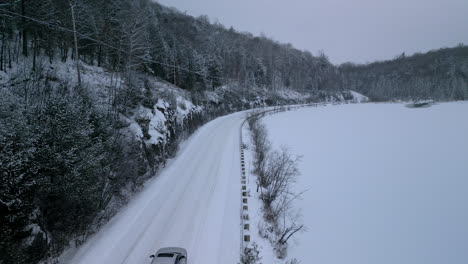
[{"x1": 261, "y1": 103, "x2": 468, "y2": 264}]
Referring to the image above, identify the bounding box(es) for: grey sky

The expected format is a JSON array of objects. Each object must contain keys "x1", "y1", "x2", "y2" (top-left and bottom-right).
[{"x1": 156, "y1": 0, "x2": 468, "y2": 64}]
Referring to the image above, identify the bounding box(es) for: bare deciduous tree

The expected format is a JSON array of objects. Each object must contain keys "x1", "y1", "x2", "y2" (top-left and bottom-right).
[
  {"x1": 69, "y1": 0, "x2": 81, "y2": 86},
  {"x1": 261, "y1": 148, "x2": 300, "y2": 210}
]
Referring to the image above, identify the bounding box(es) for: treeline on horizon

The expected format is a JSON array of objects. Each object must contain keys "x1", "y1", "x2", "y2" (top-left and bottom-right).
[{"x1": 340, "y1": 45, "x2": 468, "y2": 101}]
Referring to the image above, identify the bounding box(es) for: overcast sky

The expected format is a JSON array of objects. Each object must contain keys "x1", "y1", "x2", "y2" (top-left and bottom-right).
[{"x1": 156, "y1": 0, "x2": 468, "y2": 64}]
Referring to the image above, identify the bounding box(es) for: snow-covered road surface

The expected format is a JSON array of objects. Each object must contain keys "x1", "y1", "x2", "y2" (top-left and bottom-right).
[{"x1": 68, "y1": 112, "x2": 245, "y2": 264}]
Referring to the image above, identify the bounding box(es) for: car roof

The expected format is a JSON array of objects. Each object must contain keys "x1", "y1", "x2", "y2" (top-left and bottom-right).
[
  {"x1": 156, "y1": 247, "x2": 187, "y2": 257},
  {"x1": 154, "y1": 256, "x2": 177, "y2": 264}
]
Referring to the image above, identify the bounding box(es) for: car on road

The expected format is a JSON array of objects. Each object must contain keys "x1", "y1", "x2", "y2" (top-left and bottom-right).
[{"x1": 150, "y1": 247, "x2": 187, "y2": 264}]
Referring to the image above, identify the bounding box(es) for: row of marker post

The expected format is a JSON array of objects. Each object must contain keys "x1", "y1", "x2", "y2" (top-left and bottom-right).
[{"x1": 240, "y1": 128, "x2": 250, "y2": 250}]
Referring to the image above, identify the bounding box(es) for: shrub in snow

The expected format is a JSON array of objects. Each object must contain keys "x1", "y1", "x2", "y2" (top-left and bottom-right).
[
  {"x1": 241, "y1": 242, "x2": 262, "y2": 264},
  {"x1": 248, "y1": 114, "x2": 271, "y2": 185},
  {"x1": 260, "y1": 149, "x2": 300, "y2": 211},
  {"x1": 285, "y1": 258, "x2": 301, "y2": 264},
  {"x1": 248, "y1": 113, "x2": 304, "y2": 259}
]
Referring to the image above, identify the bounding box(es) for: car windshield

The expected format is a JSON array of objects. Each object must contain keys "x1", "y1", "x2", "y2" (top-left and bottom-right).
[{"x1": 157, "y1": 253, "x2": 174, "y2": 258}]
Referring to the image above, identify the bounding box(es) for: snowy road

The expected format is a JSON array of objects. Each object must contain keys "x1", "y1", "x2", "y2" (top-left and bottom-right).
[{"x1": 68, "y1": 112, "x2": 245, "y2": 264}]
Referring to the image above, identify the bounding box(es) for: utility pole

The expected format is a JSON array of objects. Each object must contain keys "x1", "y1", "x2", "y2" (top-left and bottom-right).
[{"x1": 70, "y1": 0, "x2": 81, "y2": 87}]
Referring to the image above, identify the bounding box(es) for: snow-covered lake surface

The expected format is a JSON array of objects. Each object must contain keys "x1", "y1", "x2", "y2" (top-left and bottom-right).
[{"x1": 263, "y1": 102, "x2": 468, "y2": 264}]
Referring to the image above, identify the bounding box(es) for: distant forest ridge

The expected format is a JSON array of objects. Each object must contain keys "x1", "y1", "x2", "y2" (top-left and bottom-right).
[{"x1": 340, "y1": 45, "x2": 468, "y2": 101}]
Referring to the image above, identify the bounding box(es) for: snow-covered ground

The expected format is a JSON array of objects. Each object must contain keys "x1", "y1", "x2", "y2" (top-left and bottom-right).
[
  {"x1": 64, "y1": 111, "x2": 247, "y2": 264},
  {"x1": 262, "y1": 102, "x2": 468, "y2": 264}
]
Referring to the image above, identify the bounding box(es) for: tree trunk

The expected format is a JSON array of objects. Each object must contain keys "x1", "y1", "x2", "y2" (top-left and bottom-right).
[
  {"x1": 14, "y1": 32, "x2": 19, "y2": 63},
  {"x1": 1, "y1": 30, "x2": 4, "y2": 72},
  {"x1": 21, "y1": 0, "x2": 28, "y2": 57},
  {"x1": 47, "y1": 29, "x2": 53, "y2": 64},
  {"x1": 8, "y1": 42, "x2": 12, "y2": 69},
  {"x1": 62, "y1": 40, "x2": 68, "y2": 62},
  {"x1": 70, "y1": 1, "x2": 81, "y2": 87},
  {"x1": 32, "y1": 32, "x2": 37, "y2": 71},
  {"x1": 97, "y1": 45, "x2": 102, "y2": 67}
]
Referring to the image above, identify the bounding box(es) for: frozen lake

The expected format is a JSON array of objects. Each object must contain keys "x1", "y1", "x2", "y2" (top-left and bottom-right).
[{"x1": 263, "y1": 103, "x2": 468, "y2": 264}]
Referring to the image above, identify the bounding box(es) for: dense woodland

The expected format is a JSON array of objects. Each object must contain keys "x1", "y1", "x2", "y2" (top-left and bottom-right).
[
  {"x1": 340, "y1": 46, "x2": 468, "y2": 101},
  {"x1": 0, "y1": 0, "x2": 467, "y2": 263},
  {"x1": 0, "y1": 0, "x2": 341, "y2": 92}
]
